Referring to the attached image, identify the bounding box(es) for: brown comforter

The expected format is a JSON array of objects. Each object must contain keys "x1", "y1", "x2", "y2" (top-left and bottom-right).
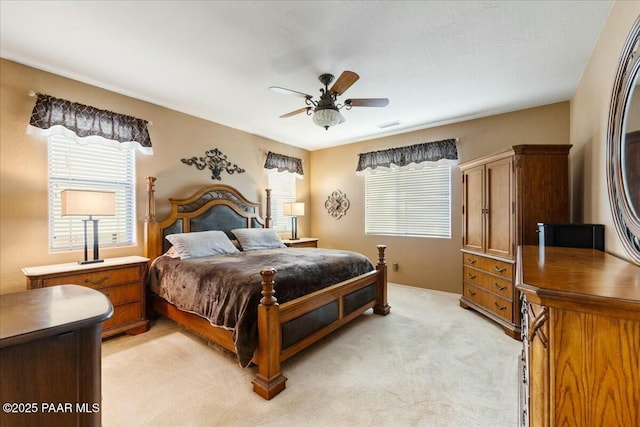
[{"x1": 147, "y1": 248, "x2": 374, "y2": 366}]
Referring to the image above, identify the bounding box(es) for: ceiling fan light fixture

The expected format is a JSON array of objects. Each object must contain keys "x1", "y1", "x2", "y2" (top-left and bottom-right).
[
  {"x1": 312, "y1": 107, "x2": 344, "y2": 130},
  {"x1": 272, "y1": 70, "x2": 387, "y2": 129}
]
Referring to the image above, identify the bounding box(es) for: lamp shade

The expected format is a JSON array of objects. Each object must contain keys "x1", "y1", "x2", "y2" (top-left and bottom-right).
[
  {"x1": 283, "y1": 202, "x2": 305, "y2": 217},
  {"x1": 312, "y1": 108, "x2": 344, "y2": 128},
  {"x1": 61, "y1": 190, "x2": 116, "y2": 216}
]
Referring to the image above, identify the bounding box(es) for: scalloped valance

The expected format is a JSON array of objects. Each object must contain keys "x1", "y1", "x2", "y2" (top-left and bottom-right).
[
  {"x1": 264, "y1": 151, "x2": 304, "y2": 177},
  {"x1": 27, "y1": 93, "x2": 153, "y2": 155},
  {"x1": 356, "y1": 138, "x2": 457, "y2": 173}
]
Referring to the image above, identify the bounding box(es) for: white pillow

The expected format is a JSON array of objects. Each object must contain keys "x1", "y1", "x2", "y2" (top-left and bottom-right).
[
  {"x1": 165, "y1": 230, "x2": 239, "y2": 259},
  {"x1": 231, "y1": 228, "x2": 286, "y2": 251}
]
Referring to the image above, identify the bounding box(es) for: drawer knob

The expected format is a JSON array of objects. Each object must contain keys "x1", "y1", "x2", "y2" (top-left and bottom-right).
[
  {"x1": 85, "y1": 276, "x2": 109, "y2": 286},
  {"x1": 493, "y1": 265, "x2": 507, "y2": 273},
  {"x1": 467, "y1": 257, "x2": 476, "y2": 264},
  {"x1": 468, "y1": 289, "x2": 477, "y2": 296},
  {"x1": 494, "y1": 302, "x2": 507, "y2": 311},
  {"x1": 494, "y1": 282, "x2": 507, "y2": 291},
  {"x1": 467, "y1": 272, "x2": 477, "y2": 279}
]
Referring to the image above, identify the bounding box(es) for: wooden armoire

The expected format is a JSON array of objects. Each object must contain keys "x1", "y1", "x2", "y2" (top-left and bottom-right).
[{"x1": 459, "y1": 144, "x2": 572, "y2": 338}]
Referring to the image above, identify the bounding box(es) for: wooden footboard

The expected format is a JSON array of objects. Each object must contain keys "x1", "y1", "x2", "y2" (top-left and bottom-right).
[{"x1": 252, "y1": 244, "x2": 389, "y2": 399}]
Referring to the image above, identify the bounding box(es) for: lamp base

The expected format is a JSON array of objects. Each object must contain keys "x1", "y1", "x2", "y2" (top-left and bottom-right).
[{"x1": 78, "y1": 259, "x2": 105, "y2": 265}]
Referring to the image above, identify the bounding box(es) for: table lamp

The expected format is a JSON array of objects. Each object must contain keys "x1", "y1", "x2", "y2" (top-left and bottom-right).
[
  {"x1": 61, "y1": 190, "x2": 116, "y2": 264},
  {"x1": 283, "y1": 202, "x2": 304, "y2": 240}
]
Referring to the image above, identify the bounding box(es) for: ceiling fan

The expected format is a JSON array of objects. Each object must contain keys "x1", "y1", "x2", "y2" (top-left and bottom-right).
[{"x1": 269, "y1": 71, "x2": 389, "y2": 130}]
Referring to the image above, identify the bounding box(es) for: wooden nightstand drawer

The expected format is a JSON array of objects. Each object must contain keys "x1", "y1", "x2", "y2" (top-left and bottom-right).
[
  {"x1": 100, "y1": 283, "x2": 142, "y2": 306},
  {"x1": 42, "y1": 266, "x2": 140, "y2": 289},
  {"x1": 283, "y1": 237, "x2": 318, "y2": 248},
  {"x1": 287, "y1": 240, "x2": 317, "y2": 248},
  {"x1": 102, "y1": 301, "x2": 141, "y2": 330}
]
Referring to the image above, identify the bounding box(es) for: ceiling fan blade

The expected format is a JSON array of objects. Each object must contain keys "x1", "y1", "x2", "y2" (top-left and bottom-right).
[
  {"x1": 269, "y1": 86, "x2": 312, "y2": 99},
  {"x1": 279, "y1": 107, "x2": 310, "y2": 118},
  {"x1": 345, "y1": 98, "x2": 389, "y2": 107},
  {"x1": 330, "y1": 71, "x2": 359, "y2": 95}
]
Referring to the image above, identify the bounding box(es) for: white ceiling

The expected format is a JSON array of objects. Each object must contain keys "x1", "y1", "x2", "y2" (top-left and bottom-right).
[{"x1": 0, "y1": 1, "x2": 613, "y2": 151}]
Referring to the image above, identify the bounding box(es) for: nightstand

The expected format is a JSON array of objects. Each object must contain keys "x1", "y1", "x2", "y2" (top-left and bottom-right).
[
  {"x1": 282, "y1": 237, "x2": 318, "y2": 248},
  {"x1": 22, "y1": 256, "x2": 149, "y2": 338}
]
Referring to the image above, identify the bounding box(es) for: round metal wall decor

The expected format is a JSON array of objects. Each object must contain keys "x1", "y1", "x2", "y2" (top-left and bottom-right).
[{"x1": 325, "y1": 190, "x2": 350, "y2": 219}]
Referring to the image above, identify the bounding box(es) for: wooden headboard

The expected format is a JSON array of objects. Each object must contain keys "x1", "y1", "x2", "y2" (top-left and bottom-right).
[{"x1": 144, "y1": 177, "x2": 271, "y2": 260}]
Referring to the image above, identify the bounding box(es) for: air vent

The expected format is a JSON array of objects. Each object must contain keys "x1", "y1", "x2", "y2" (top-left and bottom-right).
[{"x1": 377, "y1": 121, "x2": 400, "y2": 129}]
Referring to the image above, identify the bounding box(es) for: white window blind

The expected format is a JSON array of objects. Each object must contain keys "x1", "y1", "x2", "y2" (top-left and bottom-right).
[
  {"x1": 48, "y1": 135, "x2": 136, "y2": 251},
  {"x1": 267, "y1": 170, "x2": 296, "y2": 232},
  {"x1": 364, "y1": 165, "x2": 451, "y2": 238}
]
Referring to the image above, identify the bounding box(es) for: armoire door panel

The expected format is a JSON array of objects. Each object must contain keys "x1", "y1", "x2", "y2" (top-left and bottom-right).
[
  {"x1": 486, "y1": 158, "x2": 514, "y2": 258},
  {"x1": 463, "y1": 165, "x2": 485, "y2": 252}
]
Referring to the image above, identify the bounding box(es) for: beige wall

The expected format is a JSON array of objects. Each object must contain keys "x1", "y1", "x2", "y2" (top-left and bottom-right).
[
  {"x1": 0, "y1": 59, "x2": 310, "y2": 294},
  {"x1": 570, "y1": 1, "x2": 640, "y2": 262},
  {"x1": 311, "y1": 102, "x2": 570, "y2": 293}
]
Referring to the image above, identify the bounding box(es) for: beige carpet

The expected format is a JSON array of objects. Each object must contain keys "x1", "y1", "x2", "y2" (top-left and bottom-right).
[{"x1": 101, "y1": 284, "x2": 522, "y2": 426}]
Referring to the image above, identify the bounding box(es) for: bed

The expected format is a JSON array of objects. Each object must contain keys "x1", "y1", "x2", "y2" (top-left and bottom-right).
[{"x1": 143, "y1": 177, "x2": 390, "y2": 399}]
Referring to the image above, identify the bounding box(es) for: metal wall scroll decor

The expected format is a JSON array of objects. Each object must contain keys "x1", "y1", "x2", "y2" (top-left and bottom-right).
[
  {"x1": 181, "y1": 148, "x2": 245, "y2": 181},
  {"x1": 325, "y1": 190, "x2": 350, "y2": 219}
]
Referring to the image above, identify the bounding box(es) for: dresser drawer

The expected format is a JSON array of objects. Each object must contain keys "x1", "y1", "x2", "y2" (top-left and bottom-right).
[
  {"x1": 463, "y1": 253, "x2": 482, "y2": 267},
  {"x1": 102, "y1": 302, "x2": 141, "y2": 330},
  {"x1": 486, "y1": 293, "x2": 512, "y2": 322},
  {"x1": 463, "y1": 283, "x2": 513, "y2": 322},
  {"x1": 463, "y1": 283, "x2": 483, "y2": 304},
  {"x1": 100, "y1": 283, "x2": 142, "y2": 306},
  {"x1": 479, "y1": 274, "x2": 513, "y2": 299},
  {"x1": 42, "y1": 266, "x2": 141, "y2": 290},
  {"x1": 479, "y1": 258, "x2": 513, "y2": 279},
  {"x1": 463, "y1": 266, "x2": 481, "y2": 285}
]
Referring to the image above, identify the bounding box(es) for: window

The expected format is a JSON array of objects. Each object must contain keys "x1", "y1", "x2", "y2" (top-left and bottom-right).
[
  {"x1": 267, "y1": 170, "x2": 296, "y2": 232},
  {"x1": 364, "y1": 165, "x2": 451, "y2": 238},
  {"x1": 48, "y1": 135, "x2": 136, "y2": 251}
]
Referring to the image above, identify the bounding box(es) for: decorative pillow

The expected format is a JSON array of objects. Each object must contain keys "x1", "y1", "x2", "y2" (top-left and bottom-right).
[
  {"x1": 165, "y1": 230, "x2": 239, "y2": 259},
  {"x1": 231, "y1": 228, "x2": 286, "y2": 251},
  {"x1": 163, "y1": 246, "x2": 180, "y2": 258}
]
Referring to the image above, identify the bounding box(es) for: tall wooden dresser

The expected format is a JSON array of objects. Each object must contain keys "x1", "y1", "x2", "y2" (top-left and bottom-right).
[
  {"x1": 517, "y1": 246, "x2": 640, "y2": 426},
  {"x1": 459, "y1": 145, "x2": 572, "y2": 338}
]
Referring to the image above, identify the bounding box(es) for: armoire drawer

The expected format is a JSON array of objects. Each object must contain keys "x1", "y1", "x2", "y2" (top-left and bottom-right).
[{"x1": 463, "y1": 283, "x2": 513, "y2": 322}]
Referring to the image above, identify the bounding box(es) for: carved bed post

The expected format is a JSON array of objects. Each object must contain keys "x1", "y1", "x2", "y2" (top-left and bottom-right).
[
  {"x1": 251, "y1": 268, "x2": 287, "y2": 399},
  {"x1": 144, "y1": 177, "x2": 160, "y2": 260},
  {"x1": 374, "y1": 245, "x2": 391, "y2": 315},
  {"x1": 265, "y1": 188, "x2": 272, "y2": 228}
]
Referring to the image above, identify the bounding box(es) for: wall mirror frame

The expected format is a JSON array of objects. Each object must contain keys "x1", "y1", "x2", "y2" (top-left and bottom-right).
[{"x1": 607, "y1": 16, "x2": 640, "y2": 265}]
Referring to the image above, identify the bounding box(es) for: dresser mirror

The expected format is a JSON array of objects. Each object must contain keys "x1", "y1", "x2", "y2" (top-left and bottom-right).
[{"x1": 607, "y1": 16, "x2": 640, "y2": 264}]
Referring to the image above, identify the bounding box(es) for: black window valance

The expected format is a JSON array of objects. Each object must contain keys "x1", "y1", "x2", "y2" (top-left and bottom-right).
[
  {"x1": 356, "y1": 138, "x2": 457, "y2": 173},
  {"x1": 28, "y1": 93, "x2": 153, "y2": 155},
  {"x1": 264, "y1": 151, "x2": 304, "y2": 176}
]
